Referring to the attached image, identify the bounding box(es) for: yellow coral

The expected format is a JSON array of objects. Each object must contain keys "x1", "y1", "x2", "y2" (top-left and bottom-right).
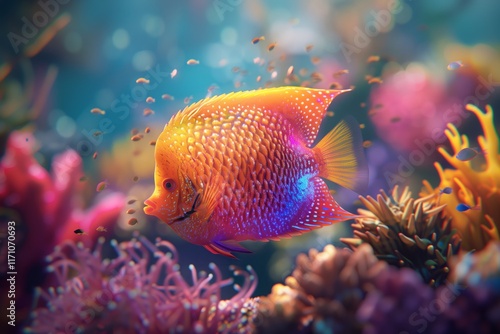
[{"x1": 422, "y1": 104, "x2": 500, "y2": 250}]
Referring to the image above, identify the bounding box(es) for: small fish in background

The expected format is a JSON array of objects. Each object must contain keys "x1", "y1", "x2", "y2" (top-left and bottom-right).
[
  {"x1": 437, "y1": 187, "x2": 452, "y2": 205},
  {"x1": 456, "y1": 203, "x2": 480, "y2": 212},
  {"x1": 96, "y1": 226, "x2": 107, "y2": 232},
  {"x1": 74, "y1": 228, "x2": 85, "y2": 235},
  {"x1": 447, "y1": 61, "x2": 464, "y2": 71},
  {"x1": 144, "y1": 87, "x2": 368, "y2": 257},
  {"x1": 455, "y1": 147, "x2": 483, "y2": 161}
]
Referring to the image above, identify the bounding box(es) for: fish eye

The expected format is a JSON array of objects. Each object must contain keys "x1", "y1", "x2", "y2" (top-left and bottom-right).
[{"x1": 163, "y1": 178, "x2": 177, "y2": 192}]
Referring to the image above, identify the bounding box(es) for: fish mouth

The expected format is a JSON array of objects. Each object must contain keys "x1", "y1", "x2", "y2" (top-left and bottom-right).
[{"x1": 143, "y1": 199, "x2": 157, "y2": 215}]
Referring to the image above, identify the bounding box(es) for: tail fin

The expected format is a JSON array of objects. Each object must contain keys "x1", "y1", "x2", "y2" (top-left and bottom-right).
[{"x1": 313, "y1": 116, "x2": 369, "y2": 194}]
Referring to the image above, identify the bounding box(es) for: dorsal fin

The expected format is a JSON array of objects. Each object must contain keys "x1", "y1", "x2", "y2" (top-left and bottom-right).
[{"x1": 170, "y1": 87, "x2": 350, "y2": 146}]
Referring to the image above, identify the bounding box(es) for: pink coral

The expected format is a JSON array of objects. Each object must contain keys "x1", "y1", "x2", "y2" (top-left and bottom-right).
[
  {"x1": 369, "y1": 65, "x2": 460, "y2": 153},
  {"x1": 26, "y1": 235, "x2": 258, "y2": 333},
  {"x1": 0, "y1": 131, "x2": 124, "y2": 314}
]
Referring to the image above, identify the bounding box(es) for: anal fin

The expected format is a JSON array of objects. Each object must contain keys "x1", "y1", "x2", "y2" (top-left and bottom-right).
[
  {"x1": 289, "y1": 177, "x2": 357, "y2": 234},
  {"x1": 203, "y1": 240, "x2": 251, "y2": 258}
]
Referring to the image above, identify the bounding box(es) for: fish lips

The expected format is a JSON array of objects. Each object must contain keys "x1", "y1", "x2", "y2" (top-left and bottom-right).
[{"x1": 143, "y1": 199, "x2": 157, "y2": 215}]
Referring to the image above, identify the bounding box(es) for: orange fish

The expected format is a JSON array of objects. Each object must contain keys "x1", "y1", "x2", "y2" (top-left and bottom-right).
[{"x1": 144, "y1": 87, "x2": 368, "y2": 257}]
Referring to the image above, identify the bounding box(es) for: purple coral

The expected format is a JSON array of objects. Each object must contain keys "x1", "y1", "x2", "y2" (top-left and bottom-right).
[{"x1": 26, "y1": 234, "x2": 258, "y2": 333}]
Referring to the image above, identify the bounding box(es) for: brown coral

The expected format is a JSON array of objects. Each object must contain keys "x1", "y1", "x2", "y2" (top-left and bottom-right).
[
  {"x1": 342, "y1": 186, "x2": 460, "y2": 287},
  {"x1": 423, "y1": 104, "x2": 500, "y2": 250},
  {"x1": 255, "y1": 244, "x2": 388, "y2": 334}
]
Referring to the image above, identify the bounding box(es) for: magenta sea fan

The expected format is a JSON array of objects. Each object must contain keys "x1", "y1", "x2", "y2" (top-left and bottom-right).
[{"x1": 26, "y1": 235, "x2": 258, "y2": 333}]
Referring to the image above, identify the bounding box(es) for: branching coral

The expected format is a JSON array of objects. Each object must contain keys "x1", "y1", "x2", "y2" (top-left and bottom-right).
[
  {"x1": 255, "y1": 244, "x2": 388, "y2": 334},
  {"x1": 342, "y1": 186, "x2": 461, "y2": 287},
  {"x1": 423, "y1": 104, "x2": 500, "y2": 250},
  {"x1": 26, "y1": 235, "x2": 258, "y2": 333}
]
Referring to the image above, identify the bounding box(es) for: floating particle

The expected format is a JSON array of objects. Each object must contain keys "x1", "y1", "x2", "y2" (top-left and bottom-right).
[
  {"x1": 74, "y1": 229, "x2": 85, "y2": 235},
  {"x1": 367, "y1": 55, "x2": 381, "y2": 63},
  {"x1": 373, "y1": 103, "x2": 383, "y2": 109},
  {"x1": 146, "y1": 96, "x2": 155, "y2": 103},
  {"x1": 92, "y1": 152, "x2": 98, "y2": 160},
  {"x1": 363, "y1": 140, "x2": 372, "y2": 148},
  {"x1": 187, "y1": 59, "x2": 200, "y2": 65},
  {"x1": 299, "y1": 68, "x2": 308, "y2": 76},
  {"x1": 96, "y1": 181, "x2": 107, "y2": 192},
  {"x1": 127, "y1": 199, "x2": 137, "y2": 205},
  {"x1": 329, "y1": 189, "x2": 337, "y2": 195},
  {"x1": 267, "y1": 65, "x2": 275, "y2": 73},
  {"x1": 286, "y1": 66, "x2": 294, "y2": 76},
  {"x1": 132, "y1": 149, "x2": 142, "y2": 157},
  {"x1": 267, "y1": 42, "x2": 277, "y2": 51},
  {"x1": 300, "y1": 80, "x2": 310, "y2": 87},
  {"x1": 326, "y1": 111, "x2": 334, "y2": 117},
  {"x1": 287, "y1": 74, "x2": 299, "y2": 83},
  {"x1": 447, "y1": 61, "x2": 463, "y2": 71},
  {"x1": 310, "y1": 56, "x2": 321, "y2": 65},
  {"x1": 232, "y1": 66, "x2": 240, "y2": 73},
  {"x1": 252, "y1": 36, "x2": 265, "y2": 44},
  {"x1": 149, "y1": 140, "x2": 156, "y2": 146},
  {"x1": 143, "y1": 108, "x2": 154, "y2": 116},
  {"x1": 126, "y1": 209, "x2": 136, "y2": 214},
  {"x1": 368, "y1": 77, "x2": 383, "y2": 84},
  {"x1": 310, "y1": 72, "x2": 323, "y2": 83},
  {"x1": 79, "y1": 176, "x2": 87, "y2": 182},
  {"x1": 170, "y1": 69, "x2": 178, "y2": 78},
  {"x1": 256, "y1": 76, "x2": 262, "y2": 82},
  {"x1": 360, "y1": 102, "x2": 366, "y2": 108},
  {"x1": 218, "y1": 58, "x2": 228, "y2": 66},
  {"x1": 234, "y1": 81, "x2": 242, "y2": 88},
  {"x1": 207, "y1": 85, "x2": 218, "y2": 93},
  {"x1": 144, "y1": 127, "x2": 151, "y2": 134},
  {"x1": 390, "y1": 116, "x2": 401, "y2": 123},
  {"x1": 161, "y1": 94, "x2": 174, "y2": 100},
  {"x1": 305, "y1": 44, "x2": 314, "y2": 52},
  {"x1": 131, "y1": 134, "x2": 143, "y2": 141},
  {"x1": 359, "y1": 123, "x2": 365, "y2": 129},
  {"x1": 96, "y1": 226, "x2": 107, "y2": 232},
  {"x1": 455, "y1": 147, "x2": 481, "y2": 161},
  {"x1": 253, "y1": 57, "x2": 261, "y2": 64},
  {"x1": 329, "y1": 82, "x2": 343, "y2": 89},
  {"x1": 133, "y1": 176, "x2": 139, "y2": 182},
  {"x1": 333, "y1": 69, "x2": 349, "y2": 78},
  {"x1": 90, "y1": 108, "x2": 105, "y2": 115},
  {"x1": 271, "y1": 71, "x2": 278, "y2": 79},
  {"x1": 368, "y1": 109, "x2": 378, "y2": 117},
  {"x1": 93, "y1": 131, "x2": 102, "y2": 137},
  {"x1": 136, "y1": 77, "x2": 150, "y2": 84},
  {"x1": 128, "y1": 218, "x2": 138, "y2": 226},
  {"x1": 184, "y1": 96, "x2": 193, "y2": 104}
]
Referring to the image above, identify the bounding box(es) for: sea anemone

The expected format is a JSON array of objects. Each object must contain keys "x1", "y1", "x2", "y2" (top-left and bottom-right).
[
  {"x1": 423, "y1": 104, "x2": 500, "y2": 251},
  {"x1": 341, "y1": 186, "x2": 461, "y2": 287},
  {"x1": 26, "y1": 234, "x2": 258, "y2": 333},
  {"x1": 255, "y1": 244, "x2": 388, "y2": 334}
]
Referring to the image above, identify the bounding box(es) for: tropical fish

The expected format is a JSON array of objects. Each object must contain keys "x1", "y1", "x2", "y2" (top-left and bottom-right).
[
  {"x1": 144, "y1": 87, "x2": 368, "y2": 257},
  {"x1": 455, "y1": 147, "x2": 483, "y2": 161},
  {"x1": 456, "y1": 203, "x2": 480, "y2": 212}
]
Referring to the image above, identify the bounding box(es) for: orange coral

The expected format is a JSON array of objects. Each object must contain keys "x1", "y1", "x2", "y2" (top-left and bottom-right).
[{"x1": 422, "y1": 104, "x2": 500, "y2": 250}]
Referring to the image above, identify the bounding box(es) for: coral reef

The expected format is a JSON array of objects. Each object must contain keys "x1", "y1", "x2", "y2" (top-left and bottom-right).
[
  {"x1": 423, "y1": 104, "x2": 500, "y2": 251},
  {"x1": 341, "y1": 186, "x2": 461, "y2": 287},
  {"x1": 0, "y1": 132, "x2": 124, "y2": 317},
  {"x1": 26, "y1": 235, "x2": 258, "y2": 333},
  {"x1": 255, "y1": 244, "x2": 388, "y2": 334}
]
